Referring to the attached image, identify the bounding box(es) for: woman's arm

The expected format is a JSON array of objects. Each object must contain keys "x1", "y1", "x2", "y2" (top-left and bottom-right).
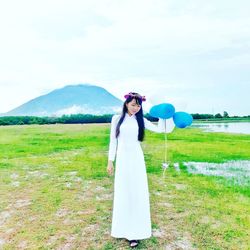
[
  {"x1": 143, "y1": 117, "x2": 166, "y2": 133},
  {"x1": 108, "y1": 114, "x2": 119, "y2": 161}
]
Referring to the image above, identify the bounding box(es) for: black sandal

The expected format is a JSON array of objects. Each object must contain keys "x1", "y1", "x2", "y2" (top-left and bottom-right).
[{"x1": 129, "y1": 240, "x2": 139, "y2": 248}]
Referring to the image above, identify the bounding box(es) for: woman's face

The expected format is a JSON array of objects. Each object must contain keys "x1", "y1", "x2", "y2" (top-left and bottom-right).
[{"x1": 126, "y1": 98, "x2": 141, "y2": 115}]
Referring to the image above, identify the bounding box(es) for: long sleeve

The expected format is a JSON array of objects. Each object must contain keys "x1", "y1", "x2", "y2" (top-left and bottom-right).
[
  {"x1": 108, "y1": 115, "x2": 119, "y2": 162},
  {"x1": 143, "y1": 117, "x2": 166, "y2": 133}
]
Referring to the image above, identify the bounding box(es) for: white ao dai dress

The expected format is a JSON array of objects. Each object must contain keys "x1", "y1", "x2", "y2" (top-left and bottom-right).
[{"x1": 108, "y1": 113, "x2": 165, "y2": 240}]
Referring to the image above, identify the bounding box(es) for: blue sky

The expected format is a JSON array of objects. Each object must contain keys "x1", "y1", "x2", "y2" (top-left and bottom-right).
[{"x1": 0, "y1": 0, "x2": 249, "y2": 115}]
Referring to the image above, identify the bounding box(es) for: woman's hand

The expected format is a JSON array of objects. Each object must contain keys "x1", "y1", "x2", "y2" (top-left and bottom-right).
[{"x1": 107, "y1": 161, "x2": 114, "y2": 176}]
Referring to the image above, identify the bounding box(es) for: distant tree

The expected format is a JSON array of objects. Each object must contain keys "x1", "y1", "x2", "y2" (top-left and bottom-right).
[
  {"x1": 215, "y1": 113, "x2": 222, "y2": 118},
  {"x1": 191, "y1": 113, "x2": 214, "y2": 119},
  {"x1": 223, "y1": 111, "x2": 229, "y2": 118},
  {"x1": 17, "y1": 120, "x2": 24, "y2": 125}
]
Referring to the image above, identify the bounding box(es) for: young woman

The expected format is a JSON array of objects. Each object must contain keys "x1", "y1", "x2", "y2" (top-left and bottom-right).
[{"x1": 107, "y1": 92, "x2": 166, "y2": 248}]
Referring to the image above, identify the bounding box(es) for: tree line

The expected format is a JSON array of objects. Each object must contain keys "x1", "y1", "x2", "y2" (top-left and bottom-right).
[{"x1": 0, "y1": 112, "x2": 249, "y2": 126}]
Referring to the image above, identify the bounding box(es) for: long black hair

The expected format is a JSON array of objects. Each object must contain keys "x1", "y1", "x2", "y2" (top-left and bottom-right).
[{"x1": 115, "y1": 92, "x2": 145, "y2": 141}]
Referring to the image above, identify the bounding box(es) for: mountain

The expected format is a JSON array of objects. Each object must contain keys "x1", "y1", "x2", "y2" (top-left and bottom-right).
[{"x1": 3, "y1": 84, "x2": 123, "y2": 117}]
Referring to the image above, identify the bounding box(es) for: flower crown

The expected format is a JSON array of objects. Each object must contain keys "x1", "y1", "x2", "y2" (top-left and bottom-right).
[{"x1": 124, "y1": 92, "x2": 146, "y2": 101}]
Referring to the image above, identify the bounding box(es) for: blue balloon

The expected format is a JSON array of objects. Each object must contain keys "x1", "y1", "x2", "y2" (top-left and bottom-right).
[
  {"x1": 149, "y1": 103, "x2": 175, "y2": 119},
  {"x1": 173, "y1": 112, "x2": 193, "y2": 128}
]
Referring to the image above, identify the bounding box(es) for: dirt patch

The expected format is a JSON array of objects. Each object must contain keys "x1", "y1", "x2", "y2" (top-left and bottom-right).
[
  {"x1": 63, "y1": 218, "x2": 83, "y2": 226},
  {"x1": 0, "y1": 227, "x2": 17, "y2": 248},
  {"x1": 28, "y1": 216, "x2": 37, "y2": 222},
  {"x1": 14, "y1": 199, "x2": 32, "y2": 208},
  {"x1": 173, "y1": 184, "x2": 187, "y2": 190},
  {"x1": 0, "y1": 238, "x2": 6, "y2": 248},
  {"x1": 95, "y1": 193, "x2": 113, "y2": 201},
  {"x1": 46, "y1": 235, "x2": 58, "y2": 246},
  {"x1": 0, "y1": 211, "x2": 12, "y2": 226},
  {"x1": 46, "y1": 233, "x2": 77, "y2": 249},
  {"x1": 56, "y1": 235, "x2": 76, "y2": 250},
  {"x1": 165, "y1": 237, "x2": 195, "y2": 249},
  {"x1": 152, "y1": 228, "x2": 165, "y2": 238},
  {"x1": 76, "y1": 179, "x2": 111, "y2": 201},
  {"x1": 0, "y1": 196, "x2": 33, "y2": 248},
  {"x1": 200, "y1": 216, "x2": 211, "y2": 224},
  {"x1": 163, "y1": 231, "x2": 196, "y2": 250},
  {"x1": 95, "y1": 186, "x2": 106, "y2": 192},
  {"x1": 26, "y1": 171, "x2": 49, "y2": 179},
  {"x1": 17, "y1": 240, "x2": 28, "y2": 249},
  {"x1": 154, "y1": 191, "x2": 162, "y2": 196},
  {"x1": 10, "y1": 173, "x2": 19, "y2": 179},
  {"x1": 55, "y1": 208, "x2": 71, "y2": 218},
  {"x1": 66, "y1": 171, "x2": 78, "y2": 176},
  {"x1": 82, "y1": 223, "x2": 99, "y2": 237},
  {"x1": 69, "y1": 177, "x2": 82, "y2": 183},
  {"x1": 76, "y1": 192, "x2": 94, "y2": 201},
  {"x1": 77, "y1": 209, "x2": 95, "y2": 215},
  {"x1": 11, "y1": 181, "x2": 20, "y2": 187},
  {"x1": 210, "y1": 221, "x2": 223, "y2": 229},
  {"x1": 159, "y1": 202, "x2": 173, "y2": 208},
  {"x1": 65, "y1": 182, "x2": 72, "y2": 188},
  {"x1": 10, "y1": 173, "x2": 20, "y2": 187}
]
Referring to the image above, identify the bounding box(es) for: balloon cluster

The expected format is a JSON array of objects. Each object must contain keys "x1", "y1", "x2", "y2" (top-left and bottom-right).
[
  {"x1": 149, "y1": 103, "x2": 193, "y2": 175},
  {"x1": 149, "y1": 103, "x2": 193, "y2": 132}
]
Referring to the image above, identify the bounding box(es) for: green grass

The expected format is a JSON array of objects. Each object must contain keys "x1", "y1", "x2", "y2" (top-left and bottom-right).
[{"x1": 0, "y1": 124, "x2": 249, "y2": 249}]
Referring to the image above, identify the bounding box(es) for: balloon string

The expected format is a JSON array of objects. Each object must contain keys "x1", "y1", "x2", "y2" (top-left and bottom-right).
[
  {"x1": 163, "y1": 119, "x2": 167, "y2": 177},
  {"x1": 165, "y1": 127, "x2": 167, "y2": 163}
]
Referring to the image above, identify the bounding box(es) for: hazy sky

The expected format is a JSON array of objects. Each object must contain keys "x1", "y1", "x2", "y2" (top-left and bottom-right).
[{"x1": 0, "y1": 0, "x2": 249, "y2": 115}]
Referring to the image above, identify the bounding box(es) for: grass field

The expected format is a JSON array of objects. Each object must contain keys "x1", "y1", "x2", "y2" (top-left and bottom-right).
[{"x1": 0, "y1": 123, "x2": 249, "y2": 249}]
